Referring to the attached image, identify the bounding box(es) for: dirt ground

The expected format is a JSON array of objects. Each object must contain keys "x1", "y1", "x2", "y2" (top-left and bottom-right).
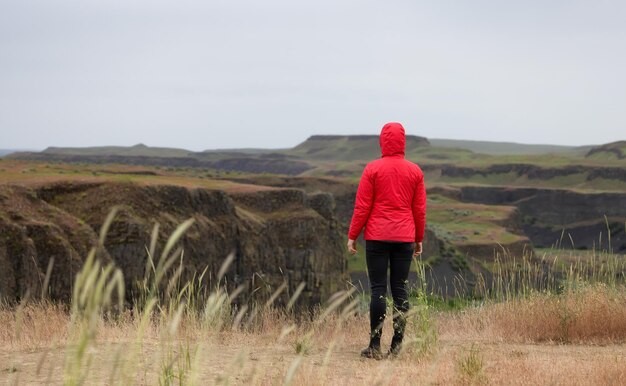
[{"x1": 2, "y1": 334, "x2": 625, "y2": 385}]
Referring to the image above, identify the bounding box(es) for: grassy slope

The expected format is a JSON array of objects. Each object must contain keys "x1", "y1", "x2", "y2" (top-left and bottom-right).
[
  {"x1": 288, "y1": 136, "x2": 387, "y2": 161},
  {"x1": 427, "y1": 194, "x2": 525, "y2": 246},
  {"x1": 288, "y1": 135, "x2": 429, "y2": 161}
]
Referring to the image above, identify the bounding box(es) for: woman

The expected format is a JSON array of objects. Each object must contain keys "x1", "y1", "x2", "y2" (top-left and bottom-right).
[{"x1": 347, "y1": 122, "x2": 426, "y2": 359}]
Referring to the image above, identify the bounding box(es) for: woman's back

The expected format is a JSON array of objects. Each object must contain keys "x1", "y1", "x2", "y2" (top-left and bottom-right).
[{"x1": 348, "y1": 123, "x2": 426, "y2": 243}]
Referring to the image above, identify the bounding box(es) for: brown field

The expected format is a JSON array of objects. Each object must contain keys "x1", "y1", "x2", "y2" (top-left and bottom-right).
[{"x1": 2, "y1": 284, "x2": 625, "y2": 385}]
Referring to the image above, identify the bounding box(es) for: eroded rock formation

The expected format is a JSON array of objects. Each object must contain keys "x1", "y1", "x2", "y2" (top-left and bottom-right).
[
  {"x1": 0, "y1": 182, "x2": 347, "y2": 306},
  {"x1": 455, "y1": 186, "x2": 626, "y2": 251}
]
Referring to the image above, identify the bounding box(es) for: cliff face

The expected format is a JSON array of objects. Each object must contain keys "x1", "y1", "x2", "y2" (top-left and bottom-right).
[
  {"x1": 456, "y1": 186, "x2": 626, "y2": 251},
  {"x1": 422, "y1": 163, "x2": 626, "y2": 183},
  {"x1": 0, "y1": 185, "x2": 102, "y2": 302},
  {"x1": 0, "y1": 182, "x2": 347, "y2": 307}
]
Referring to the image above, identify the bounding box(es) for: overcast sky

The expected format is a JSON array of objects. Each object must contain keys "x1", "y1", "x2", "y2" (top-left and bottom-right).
[{"x1": 1, "y1": 0, "x2": 625, "y2": 150}]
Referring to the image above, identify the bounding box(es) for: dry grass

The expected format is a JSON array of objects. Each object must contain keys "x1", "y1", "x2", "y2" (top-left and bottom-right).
[
  {"x1": 2, "y1": 285, "x2": 626, "y2": 385},
  {"x1": 2, "y1": 212, "x2": 625, "y2": 385},
  {"x1": 441, "y1": 284, "x2": 626, "y2": 344}
]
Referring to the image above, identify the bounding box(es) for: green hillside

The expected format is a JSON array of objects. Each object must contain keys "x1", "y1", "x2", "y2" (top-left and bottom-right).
[{"x1": 288, "y1": 135, "x2": 430, "y2": 161}]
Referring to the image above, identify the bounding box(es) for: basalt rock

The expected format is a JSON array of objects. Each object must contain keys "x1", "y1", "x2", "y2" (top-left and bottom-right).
[
  {"x1": 457, "y1": 186, "x2": 626, "y2": 251},
  {"x1": 0, "y1": 182, "x2": 347, "y2": 307},
  {"x1": 424, "y1": 163, "x2": 626, "y2": 182},
  {"x1": 0, "y1": 185, "x2": 103, "y2": 302}
]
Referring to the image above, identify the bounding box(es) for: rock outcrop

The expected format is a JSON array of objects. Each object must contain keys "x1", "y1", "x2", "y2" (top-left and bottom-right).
[
  {"x1": 0, "y1": 182, "x2": 347, "y2": 307},
  {"x1": 421, "y1": 163, "x2": 626, "y2": 183},
  {"x1": 455, "y1": 186, "x2": 626, "y2": 251}
]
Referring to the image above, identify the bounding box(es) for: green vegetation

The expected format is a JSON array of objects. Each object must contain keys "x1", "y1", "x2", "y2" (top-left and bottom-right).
[
  {"x1": 427, "y1": 196, "x2": 525, "y2": 246},
  {"x1": 457, "y1": 344, "x2": 486, "y2": 384},
  {"x1": 289, "y1": 135, "x2": 385, "y2": 161}
]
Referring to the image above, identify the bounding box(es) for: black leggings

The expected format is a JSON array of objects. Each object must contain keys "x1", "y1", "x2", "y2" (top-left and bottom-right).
[{"x1": 366, "y1": 240, "x2": 413, "y2": 348}]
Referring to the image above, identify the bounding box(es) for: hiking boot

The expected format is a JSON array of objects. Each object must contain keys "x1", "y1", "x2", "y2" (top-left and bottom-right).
[
  {"x1": 387, "y1": 344, "x2": 401, "y2": 358},
  {"x1": 360, "y1": 346, "x2": 383, "y2": 360},
  {"x1": 388, "y1": 340, "x2": 402, "y2": 358}
]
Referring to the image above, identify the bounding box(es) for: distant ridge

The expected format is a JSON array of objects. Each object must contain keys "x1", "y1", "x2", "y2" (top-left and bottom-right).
[
  {"x1": 429, "y1": 138, "x2": 592, "y2": 155},
  {"x1": 0, "y1": 149, "x2": 38, "y2": 157},
  {"x1": 290, "y1": 134, "x2": 430, "y2": 161},
  {"x1": 7, "y1": 137, "x2": 625, "y2": 177},
  {"x1": 41, "y1": 144, "x2": 193, "y2": 158},
  {"x1": 305, "y1": 134, "x2": 429, "y2": 143}
]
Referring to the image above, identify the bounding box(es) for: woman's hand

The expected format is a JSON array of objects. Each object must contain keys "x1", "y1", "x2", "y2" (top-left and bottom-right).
[
  {"x1": 413, "y1": 242, "x2": 423, "y2": 257},
  {"x1": 347, "y1": 239, "x2": 357, "y2": 255}
]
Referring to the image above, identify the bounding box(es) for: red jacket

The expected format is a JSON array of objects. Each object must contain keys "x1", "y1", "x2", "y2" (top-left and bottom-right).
[{"x1": 348, "y1": 122, "x2": 426, "y2": 242}]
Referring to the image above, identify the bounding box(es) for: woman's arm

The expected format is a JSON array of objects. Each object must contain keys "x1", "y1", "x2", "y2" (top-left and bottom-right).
[
  {"x1": 412, "y1": 173, "x2": 426, "y2": 246},
  {"x1": 348, "y1": 166, "x2": 374, "y2": 243}
]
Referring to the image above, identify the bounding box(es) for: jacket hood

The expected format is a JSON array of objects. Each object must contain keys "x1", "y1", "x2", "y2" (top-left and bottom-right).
[{"x1": 379, "y1": 122, "x2": 405, "y2": 157}]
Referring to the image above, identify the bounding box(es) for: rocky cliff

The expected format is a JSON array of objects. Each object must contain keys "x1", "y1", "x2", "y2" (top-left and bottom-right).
[
  {"x1": 0, "y1": 182, "x2": 347, "y2": 307},
  {"x1": 454, "y1": 186, "x2": 626, "y2": 251},
  {"x1": 422, "y1": 163, "x2": 626, "y2": 183}
]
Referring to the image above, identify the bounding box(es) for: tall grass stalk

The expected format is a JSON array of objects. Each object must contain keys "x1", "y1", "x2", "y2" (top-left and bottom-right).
[{"x1": 404, "y1": 256, "x2": 438, "y2": 358}]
